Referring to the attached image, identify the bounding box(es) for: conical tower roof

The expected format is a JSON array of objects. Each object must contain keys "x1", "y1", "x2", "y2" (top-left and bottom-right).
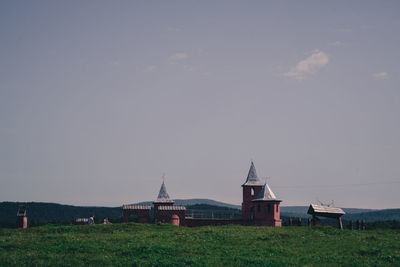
[
  {"x1": 242, "y1": 161, "x2": 264, "y2": 186},
  {"x1": 155, "y1": 181, "x2": 174, "y2": 203},
  {"x1": 252, "y1": 183, "x2": 280, "y2": 201}
]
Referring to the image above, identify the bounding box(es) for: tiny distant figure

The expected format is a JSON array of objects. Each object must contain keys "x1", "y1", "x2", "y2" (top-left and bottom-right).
[
  {"x1": 103, "y1": 218, "x2": 111, "y2": 224},
  {"x1": 88, "y1": 215, "x2": 95, "y2": 225}
]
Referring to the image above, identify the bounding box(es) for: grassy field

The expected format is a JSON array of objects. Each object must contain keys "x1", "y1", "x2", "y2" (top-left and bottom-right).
[{"x1": 1, "y1": 223, "x2": 399, "y2": 266}]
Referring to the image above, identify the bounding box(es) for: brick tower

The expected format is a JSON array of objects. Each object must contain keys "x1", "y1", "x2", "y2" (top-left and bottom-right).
[
  {"x1": 153, "y1": 180, "x2": 186, "y2": 225},
  {"x1": 153, "y1": 180, "x2": 174, "y2": 223},
  {"x1": 251, "y1": 183, "x2": 282, "y2": 226},
  {"x1": 241, "y1": 162, "x2": 264, "y2": 221}
]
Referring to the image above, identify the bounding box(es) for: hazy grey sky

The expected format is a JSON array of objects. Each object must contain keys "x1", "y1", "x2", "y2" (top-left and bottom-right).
[{"x1": 1, "y1": 1, "x2": 399, "y2": 209}]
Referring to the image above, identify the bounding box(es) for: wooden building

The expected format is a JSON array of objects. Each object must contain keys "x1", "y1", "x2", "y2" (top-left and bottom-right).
[{"x1": 307, "y1": 204, "x2": 345, "y2": 229}]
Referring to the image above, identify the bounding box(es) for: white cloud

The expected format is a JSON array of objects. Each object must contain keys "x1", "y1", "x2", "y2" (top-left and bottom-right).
[
  {"x1": 144, "y1": 65, "x2": 157, "y2": 73},
  {"x1": 170, "y1": 52, "x2": 188, "y2": 61},
  {"x1": 284, "y1": 50, "x2": 329, "y2": 80},
  {"x1": 373, "y1": 72, "x2": 389, "y2": 80}
]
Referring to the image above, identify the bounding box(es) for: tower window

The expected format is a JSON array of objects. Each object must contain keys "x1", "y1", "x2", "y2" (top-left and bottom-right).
[
  {"x1": 276, "y1": 205, "x2": 279, "y2": 212},
  {"x1": 251, "y1": 188, "x2": 255, "y2": 196}
]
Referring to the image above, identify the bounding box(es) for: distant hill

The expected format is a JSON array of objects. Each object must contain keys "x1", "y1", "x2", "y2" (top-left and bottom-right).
[
  {"x1": 343, "y1": 209, "x2": 400, "y2": 222},
  {"x1": 1, "y1": 200, "x2": 398, "y2": 227},
  {"x1": 0, "y1": 202, "x2": 122, "y2": 226}
]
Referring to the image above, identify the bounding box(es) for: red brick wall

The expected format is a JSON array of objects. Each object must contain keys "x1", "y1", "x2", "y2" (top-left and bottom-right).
[
  {"x1": 154, "y1": 202, "x2": 174, "y2": 222},
  {"x1": 241, "y1": 185, "x2": 263, "y2": 220},
  {"x1": 252, "y1": 201, "x2": 282, "y2": 226},
  {"x1": 154, "y1": 209, "x2": 185, "y2": 225},
  {"x1": 123, "y1": 209, "x2": 151, "y2": 223}
]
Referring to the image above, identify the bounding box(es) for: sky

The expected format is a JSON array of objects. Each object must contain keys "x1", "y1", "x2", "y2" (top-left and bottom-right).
[{"x1": 1, "y1": 1, "x2": 399, "y2": 209}]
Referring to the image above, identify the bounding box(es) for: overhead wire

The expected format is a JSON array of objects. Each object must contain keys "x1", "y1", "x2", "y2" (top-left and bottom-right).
[{"x1": 271, "y1": 180, "x2": 400, "y2": 189}]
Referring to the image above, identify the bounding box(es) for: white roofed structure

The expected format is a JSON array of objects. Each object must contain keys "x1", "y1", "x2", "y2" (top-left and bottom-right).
[
  {"x1": 308, "y1": 204, "x2": 345, "y2": 229},
  {"x1": 307, "y1": 204, "x2": 345, "y2": 218}
]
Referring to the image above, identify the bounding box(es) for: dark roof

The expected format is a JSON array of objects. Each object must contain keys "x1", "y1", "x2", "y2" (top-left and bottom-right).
[{"x1": 242, "y1": 162, "x2": 264, "y2": 186}]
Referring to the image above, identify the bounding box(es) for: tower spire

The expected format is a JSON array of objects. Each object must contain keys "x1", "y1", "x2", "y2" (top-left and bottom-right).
[
  {"x1": 155, "y1": 178, "x2": 174, "y2": 203},
  {"x1": 242, "y1": 161, "x2": 264, "y2": 186}
]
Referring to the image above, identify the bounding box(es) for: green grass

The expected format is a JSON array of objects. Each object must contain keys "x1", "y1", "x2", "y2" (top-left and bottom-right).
[{"x1": 1, "y1": 223, "x2": 399, "y2": 266}]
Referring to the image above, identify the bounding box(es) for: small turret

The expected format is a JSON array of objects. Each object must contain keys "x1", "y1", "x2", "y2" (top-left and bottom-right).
[{"x1": 152, "y1": 179, "x2": 186, "y2": 225}]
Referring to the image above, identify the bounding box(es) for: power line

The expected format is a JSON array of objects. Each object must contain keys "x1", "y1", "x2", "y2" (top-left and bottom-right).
[{"x1": 272, "y1": 180, "x2": 400, "y2": 189}]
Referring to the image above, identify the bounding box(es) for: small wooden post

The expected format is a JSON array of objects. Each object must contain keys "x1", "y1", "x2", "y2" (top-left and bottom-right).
[
  {"x1": 289, "y1": 217, "x2": 293, "y2": 226},
  {"x1": 349, "y1": 220, "x2": 353, "y2": 230},
  {"x1": 362, "y1": 220, "x2": 366, "y2": 230},
  {"x1": 16, "y1": 205, "x2": 28, "y2": 229},
  {"x1": 297, "y1": 217, "x2": 302, "y2": 226},
  {"x1": 337, "y1": 217, "x2": 343, "y2": 230},
  {"x1": 308, "y1": 218, "x2": 311, "y2": 227},
  {"x1": 357, "y1": 219, "x2": 361, "y2": 230},
  {"x1": 311, "y1": 214, "x2": 318, "y2": 226}
]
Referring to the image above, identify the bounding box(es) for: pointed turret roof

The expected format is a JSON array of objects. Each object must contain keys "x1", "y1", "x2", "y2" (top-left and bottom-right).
[
  {"x1": 155, "y1": 181, "x2": 174, "y2": 203},
  {"x1": 242, "y1": 161, "x2": 264, "y2": 186},
  {"x1": 252, "y1": 183, "x2": 281, "y2": 202}
]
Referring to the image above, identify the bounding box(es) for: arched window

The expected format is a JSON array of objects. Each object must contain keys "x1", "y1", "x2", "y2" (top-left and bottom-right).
[
  {"x1": 276, "y1": 205, "x2": 279, "y2": 212},
  {"x1": 251, "y1": 188, "x2": 255, "y2": 196}
]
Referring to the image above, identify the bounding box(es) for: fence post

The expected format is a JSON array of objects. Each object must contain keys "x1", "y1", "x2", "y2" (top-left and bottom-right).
[
  {"x1": 308, "y1": 218, "x2": 311, "y2": 227},
  {"x1": 297, "y1": 217, "x2": 302, "y2": 226},
  {"x1": 338, "y1": 217, "x2": 343, "y2": 230},
  {"x1": 362, "y1": 220, "x2": 366, "y2": 230},
  {"x1": 357, "y1": 219, "x2": 361, "y2": 230},
  {"x1": 349, "y1": 220, "x2": 353, "y2": 230},
  {"x1": 289, "y1": 217, "x2": 293, "y2": 226}
]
